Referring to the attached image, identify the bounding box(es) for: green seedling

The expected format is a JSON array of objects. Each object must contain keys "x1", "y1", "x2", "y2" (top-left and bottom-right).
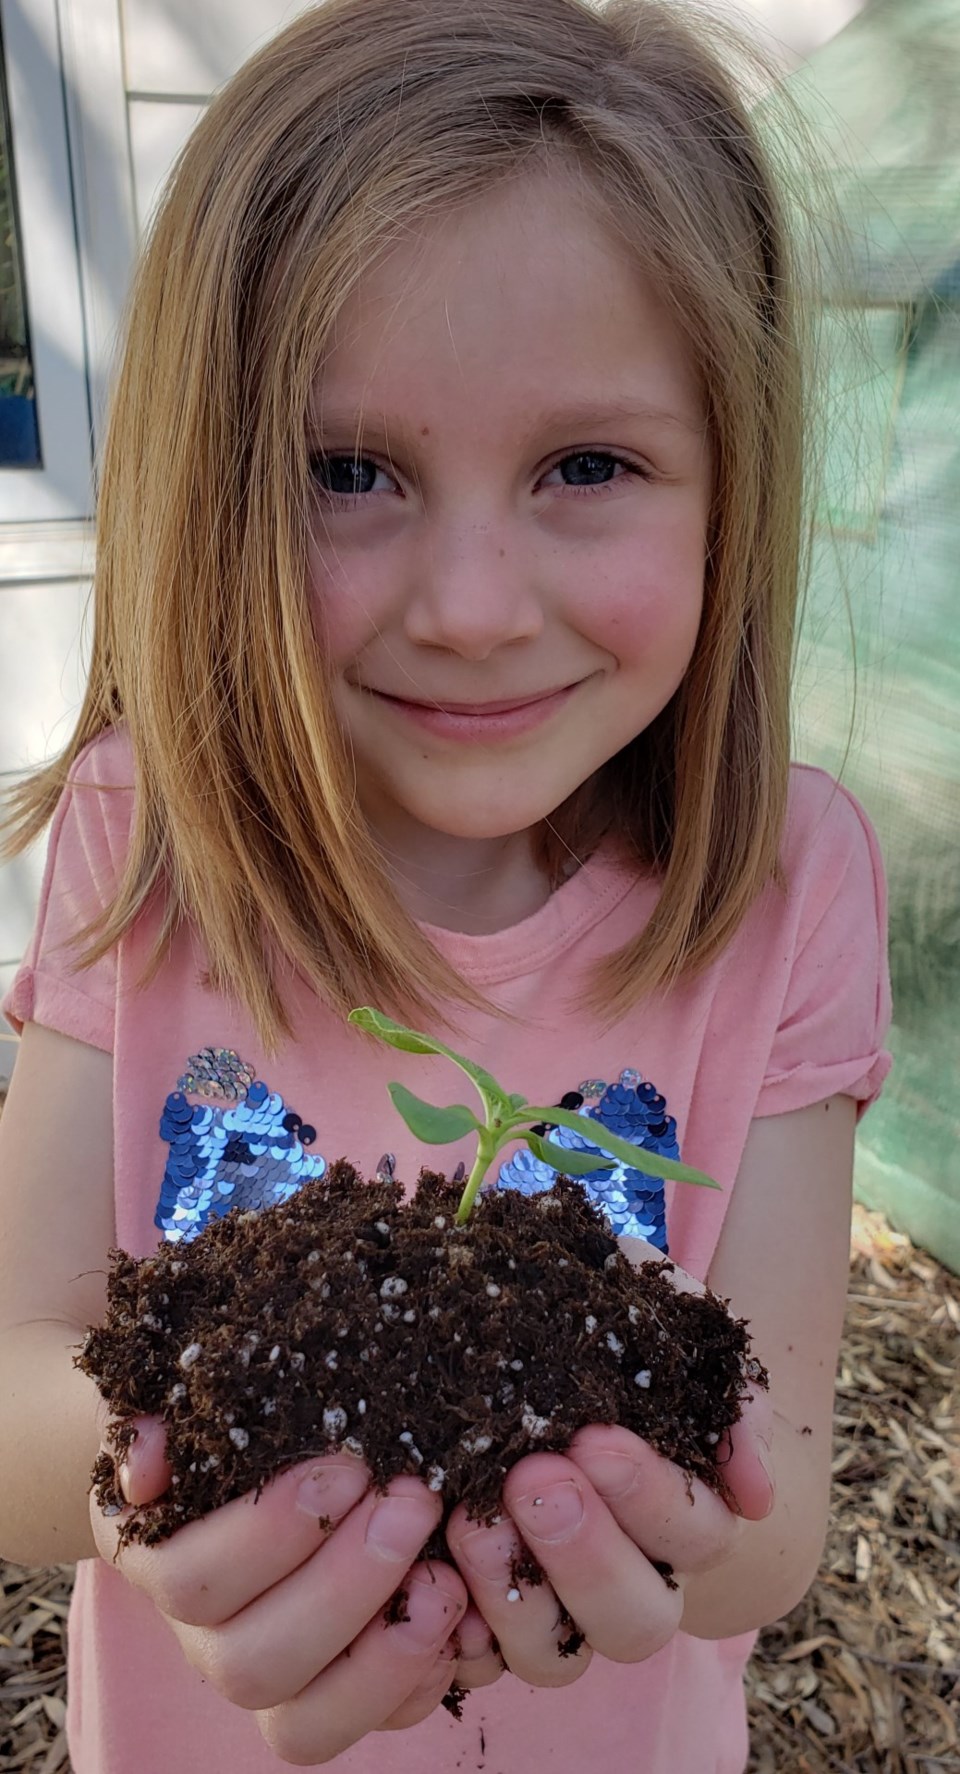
[{"x1": 348, "y1": 1007, "x2": 720, "y2": 1227}]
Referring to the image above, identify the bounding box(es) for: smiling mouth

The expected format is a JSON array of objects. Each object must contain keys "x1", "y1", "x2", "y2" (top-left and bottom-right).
[
  {"x1": 355, "y1": 679, "x2": 586, "y2": 744},
  {"x1": 368, "y1": 685, "x2": 579, "y2": 715}
]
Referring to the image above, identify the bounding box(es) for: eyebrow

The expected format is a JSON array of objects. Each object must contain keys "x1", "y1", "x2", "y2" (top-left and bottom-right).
[
  {"x1": 308, "y1": 396, "x2": 705, "y2": 446},
  {"x1": 521, "y1": 398, "x2": 705, "y2": 435}
]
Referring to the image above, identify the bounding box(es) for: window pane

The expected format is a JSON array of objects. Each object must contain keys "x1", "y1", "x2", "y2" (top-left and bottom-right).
[{"x1": 0, "y1": 24, "x2": 40, "y2": 468}]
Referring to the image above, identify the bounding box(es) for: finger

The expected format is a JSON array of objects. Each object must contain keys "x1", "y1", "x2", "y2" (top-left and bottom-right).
[
  {"x1": 566, "y1": 1424, "x2": 745, "y2": 1572},
  {"x1": 618, "y1": 1235, "x2": 706, "y2": 1294},
  {"x1": 448, "y1": 1603, "x2": 504, "y2": 1693},
  {"x1": 617, "y1": 1238, "x2": 775, "y2": 1522},
  {"x1": 168, "y1": 1480, "x2": 448, "y2": 1711},
  {"x1": 446, "y1": 1504, "x2": 591, "y2": 1688},
  {"x1": 116, "y1": 1417, "x2": 173, "y2": 1506},
  {"x1": 93, "y1": 1451, "x2": 371, "y2": 1625},
  {"x1": 501, "y1": 1452, "x2": 684, "y2": 1666},
  {"x1": 378, "y1": 1601, "x2": 505, "y2": 1728},
  {"x1": 452, "y1": 1642, "x2": 506, "y2": 1692},
  {"x1": 376, "y1": 1643, "x2": 461, "y2": 1731},
  {"x1": 714, "y1": 1380, "x2": 775, "y2": 1520},
  {"x1": 93, "y1": 1409, "x2": 173, "y2": 1509},
  {"x1": 256, "y1": 1560, "x2": 467, "y2": 1766}
]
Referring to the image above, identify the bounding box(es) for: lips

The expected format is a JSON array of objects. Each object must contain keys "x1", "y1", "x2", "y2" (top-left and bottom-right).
[
  {"x1": 370, "y1": 686, "x2": 575, "y2": 715},
  {"x1": 354, "y1": 679, "x2": 584, "y2": 745}
]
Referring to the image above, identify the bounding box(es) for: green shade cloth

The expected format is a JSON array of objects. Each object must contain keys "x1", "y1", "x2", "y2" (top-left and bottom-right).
[{"x1": 785, "y1": 0, "x2": 960, "y2": 1270}]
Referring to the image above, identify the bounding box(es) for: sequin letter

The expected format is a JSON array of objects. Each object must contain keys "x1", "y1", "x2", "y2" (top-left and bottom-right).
[
  {"x1": 496, "y1": 1070, "x2": 678, "y2": 1251},
  {"x1": 154, "y1": 1055, "x2": 327, "y2": 1243}
]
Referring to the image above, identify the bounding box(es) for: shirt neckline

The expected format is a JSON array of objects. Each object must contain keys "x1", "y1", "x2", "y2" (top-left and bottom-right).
[{"x1": 419, "y1": 841, "x2": 650, "y2": 986}]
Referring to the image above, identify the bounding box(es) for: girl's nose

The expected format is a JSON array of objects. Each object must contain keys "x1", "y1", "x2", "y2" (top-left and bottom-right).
[{"x1": 403, "y1": 518, "x2": 543, "y2": 660}]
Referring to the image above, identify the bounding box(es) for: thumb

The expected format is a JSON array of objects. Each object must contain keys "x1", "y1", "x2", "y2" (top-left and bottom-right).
[
  {"x1": 617, "y1": 1234, "x2": 706, "y2": 1298},
  {"x1": 715, "y1": 1381, "x2": 775, "y2": 1521},
  {"x1": 617, "y1": 1236, "x2": 774, "y2": 1519},
  {"x1": 100, "y1": 1413, "x2": 173, "y2": 1507}
]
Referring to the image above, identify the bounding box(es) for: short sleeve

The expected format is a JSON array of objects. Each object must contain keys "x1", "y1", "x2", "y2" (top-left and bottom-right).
[
  {"x1": 2, "y1": 729, "x2": 135, "y2": 1054},
  {"x1": 755, "y1": 771, "x2": 893, "y2": 1121}
]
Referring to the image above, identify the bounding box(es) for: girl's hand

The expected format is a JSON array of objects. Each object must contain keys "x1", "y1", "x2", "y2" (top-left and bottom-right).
[
  {"x1": 444, "y1": 1238, "x2": 775, "y2": 1690},
  {"x1": 90, "y1": 1420, "x2": 471, "y2": 1763}
]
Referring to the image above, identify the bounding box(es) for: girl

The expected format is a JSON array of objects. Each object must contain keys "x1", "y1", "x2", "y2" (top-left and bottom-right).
[{"x1": 0, "y1": 0, "x2": 891, "y2": 1769}]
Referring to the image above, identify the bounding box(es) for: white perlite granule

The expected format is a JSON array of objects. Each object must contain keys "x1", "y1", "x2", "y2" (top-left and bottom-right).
[
  {"x1": 521, "y1": 1405, "x2": 550, "y2": 1439},
  {"x1": 460, "y1": 1430, "x2": 493, "y2": 1455},
  {"x1": 380, "y1": 1276, "x2": 408, "y2": 1299}
]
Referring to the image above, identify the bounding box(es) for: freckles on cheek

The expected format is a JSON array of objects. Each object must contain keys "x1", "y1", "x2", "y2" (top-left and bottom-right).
[{"x1": 585, "y1": 582, "x2": 663, "y2": 650}]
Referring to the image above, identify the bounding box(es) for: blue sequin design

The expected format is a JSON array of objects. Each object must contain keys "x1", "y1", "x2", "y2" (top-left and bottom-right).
[
  {"x1": 496, "y1": 1068, "x2": 678, "y2": 1252},
  {"x1": 155, "y1": 1051, "x2": 327, "y2": 1243}
]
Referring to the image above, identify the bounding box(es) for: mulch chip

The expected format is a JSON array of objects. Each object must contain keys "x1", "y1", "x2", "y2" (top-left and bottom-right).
[
  {"x1": 2, "y1": 1203, "x2": 957, "y2": 1773},
  {"x1": 747, "y1": 1206, "x2": 959, "y2": 1772}
]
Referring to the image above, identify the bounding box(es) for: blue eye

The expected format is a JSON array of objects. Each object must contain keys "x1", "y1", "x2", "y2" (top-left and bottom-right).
[
  {"x1": 311, "y1": 454, "x2": 380, "y2": 496},
  {"x1": 557, "y1": 451, "x2": 621, "y2": 486}
]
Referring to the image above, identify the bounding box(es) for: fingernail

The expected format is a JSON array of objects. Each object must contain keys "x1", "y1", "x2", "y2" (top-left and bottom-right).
[
  {"x1": 510, "y1": 1479, "x2": 584, "y2": 1543},
  {"x1": 296, "y1": 1460, "x2": 367, "y2": 1523},
  {"x1": 118, "y1": 1463, "x2": 132, "y2": 1501},
  {"x1": 459, "y1": 1524, "x2": 520, "y2": 1580},
  {"x1": 570, "y1": 1450, "x2": 638, "y2": 1500},
  {"x1": 394, "y1": 1572, "x2": 465, "y2": 1650},
  {"x1": 366, "y1": 1495, "x2": 434, "y2": 1562}
]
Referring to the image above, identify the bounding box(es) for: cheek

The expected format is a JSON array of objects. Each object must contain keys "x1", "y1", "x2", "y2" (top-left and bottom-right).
[
  {"x1": 305, "y1": 534, "x2": 379, "y2": 662},
  {"x1": 578, "y1": 560, "x2": 704, "y2": 665}
]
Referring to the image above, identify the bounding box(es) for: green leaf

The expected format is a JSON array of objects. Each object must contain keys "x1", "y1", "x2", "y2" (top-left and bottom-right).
[
  {"x1": 525, "y1": 1131, "x2": 612, "y2": 1176},
  {"x1": 508, "y1": 1094, "x2": 529, "y2": 1111},
  {"x1": 386, "y1": 1082, "x2": 480, "y2": 1145},
  {"x1": 523, "y1": 1104, "x2": 721, "y2": 1190},
  {"x1": 349, "y1": 1008, "x2": 507, "y2": 1109}
]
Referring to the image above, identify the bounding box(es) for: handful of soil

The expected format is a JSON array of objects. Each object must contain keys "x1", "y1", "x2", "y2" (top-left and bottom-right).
[{"x1": 78, "y1": 1162, "x2": 767, "y2": 1550}]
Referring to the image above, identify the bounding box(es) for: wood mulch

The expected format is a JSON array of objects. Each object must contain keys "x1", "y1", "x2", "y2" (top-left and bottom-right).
[{"x1": 1, "y1": 1202, "x2": 957, "y2": 1773}]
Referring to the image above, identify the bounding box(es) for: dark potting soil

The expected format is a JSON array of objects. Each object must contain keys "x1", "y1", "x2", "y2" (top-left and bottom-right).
[{"x1": 77, "y1": 1164, "x2": 766, "y2": 1566}]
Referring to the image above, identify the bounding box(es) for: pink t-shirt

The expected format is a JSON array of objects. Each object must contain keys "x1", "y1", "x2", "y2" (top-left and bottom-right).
[{"x1": 4, "y1": 727, "x2": 892, "y2": 1774}]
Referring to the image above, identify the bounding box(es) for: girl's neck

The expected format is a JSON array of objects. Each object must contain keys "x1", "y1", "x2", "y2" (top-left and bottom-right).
[{"x1": 369, "y1": 822, "x2": 565, "y2": 934}]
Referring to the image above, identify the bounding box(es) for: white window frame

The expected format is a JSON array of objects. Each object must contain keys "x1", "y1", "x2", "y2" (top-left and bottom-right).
[{"x1": 0, "y1": 0, "x2": 94, "y2": 523}]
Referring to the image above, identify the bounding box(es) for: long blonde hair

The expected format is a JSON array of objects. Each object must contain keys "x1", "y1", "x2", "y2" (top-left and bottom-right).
[{"x1": 4, "y1": 0, "x2": 808, "y2": 1045}]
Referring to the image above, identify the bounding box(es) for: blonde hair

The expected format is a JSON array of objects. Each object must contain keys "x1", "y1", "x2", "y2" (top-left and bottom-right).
[{"x1": 4, "y1": 0, "x2": 809, "y2": 1045}]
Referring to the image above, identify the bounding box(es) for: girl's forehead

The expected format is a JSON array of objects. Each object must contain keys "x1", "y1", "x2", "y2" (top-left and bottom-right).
[{"x1": 310, "y1": 171, "x2": 704, "y2": 429}]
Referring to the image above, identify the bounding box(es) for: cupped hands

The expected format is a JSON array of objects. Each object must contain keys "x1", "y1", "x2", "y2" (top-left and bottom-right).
[{"x1": 89, "y1": 1237, "x2": 774, "y2": 1762}]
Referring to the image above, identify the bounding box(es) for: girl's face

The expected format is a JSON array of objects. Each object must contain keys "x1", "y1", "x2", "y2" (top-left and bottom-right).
[{"x1": 307, "y1": 169, "x2": 711, "y2": 865}]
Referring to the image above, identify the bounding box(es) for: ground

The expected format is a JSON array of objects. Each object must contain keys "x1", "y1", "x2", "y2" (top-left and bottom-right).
[{"x1": 1, "y1": 1203, "x2": 957, "y2": 1773}]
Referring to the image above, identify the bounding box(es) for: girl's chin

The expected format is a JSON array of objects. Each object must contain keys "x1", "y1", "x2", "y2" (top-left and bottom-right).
[{"x1": 392, "y1": 800, "x2": 573, "y2": 844}]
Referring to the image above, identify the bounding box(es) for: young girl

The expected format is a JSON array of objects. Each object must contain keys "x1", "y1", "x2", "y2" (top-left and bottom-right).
[{"x1": 0, "y1": 0, "x2": 892, "y2": 1769}]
